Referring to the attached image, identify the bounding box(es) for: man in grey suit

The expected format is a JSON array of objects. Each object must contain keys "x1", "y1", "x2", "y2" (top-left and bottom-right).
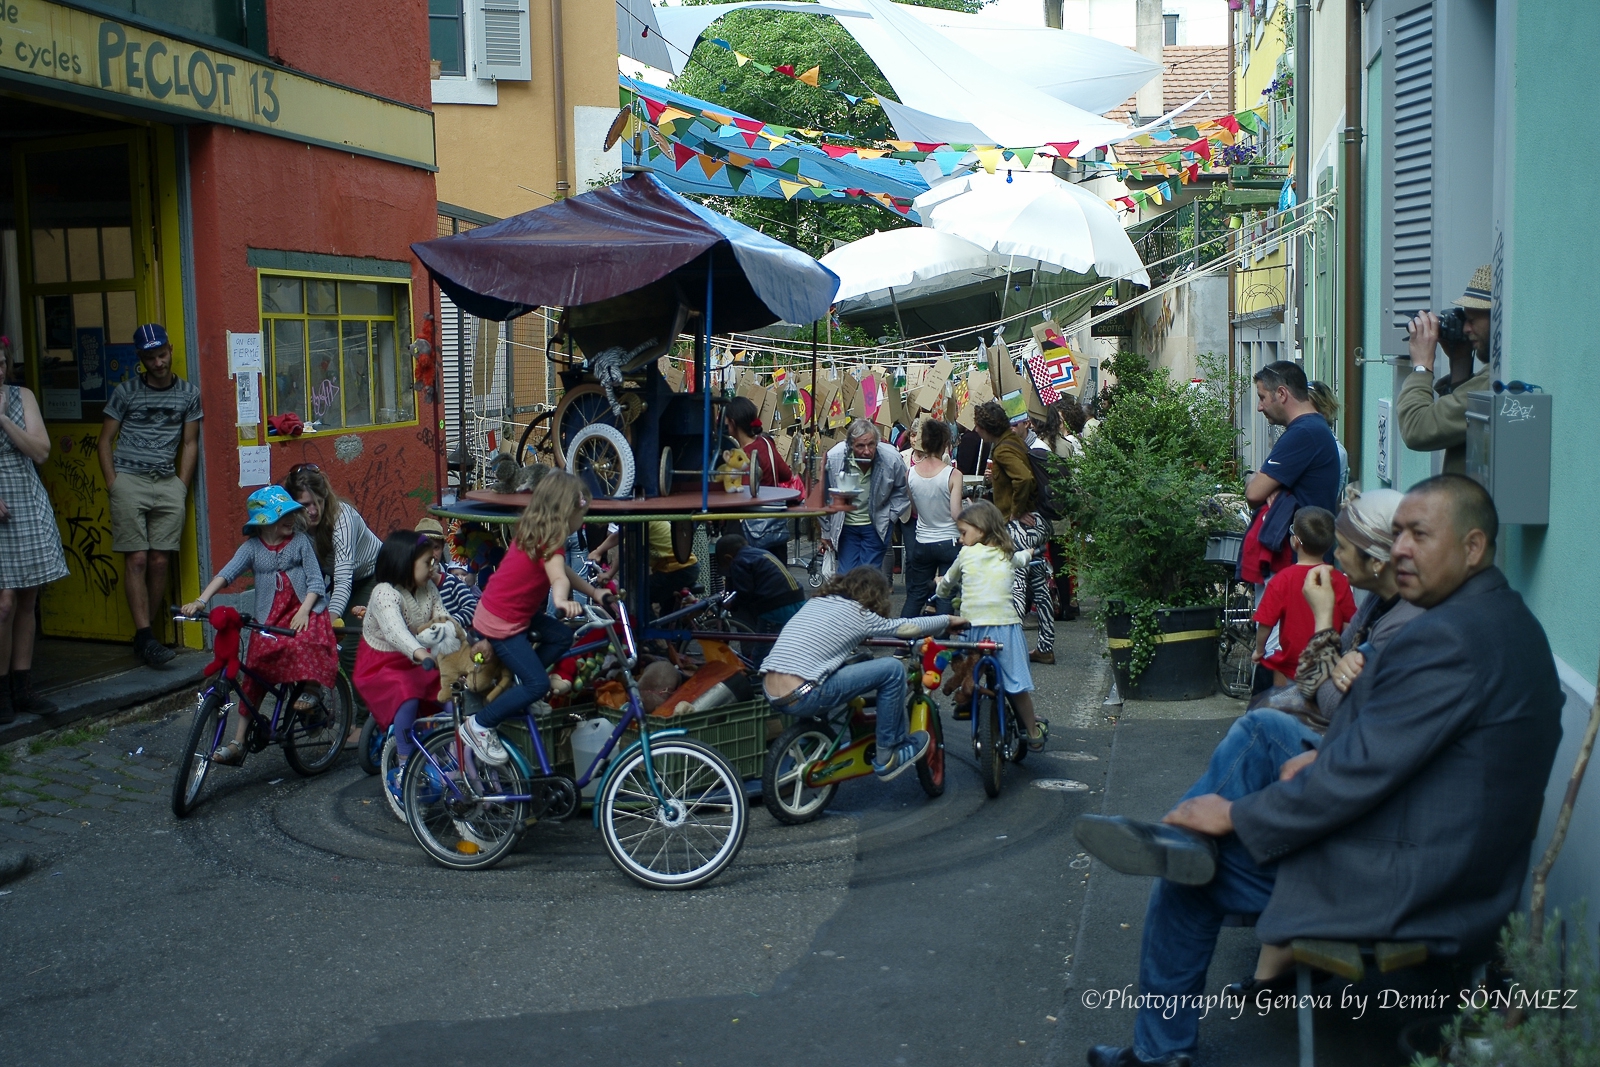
[{"x1": 1075, "y1": 475, "x2": 1564, "y2": 1067}]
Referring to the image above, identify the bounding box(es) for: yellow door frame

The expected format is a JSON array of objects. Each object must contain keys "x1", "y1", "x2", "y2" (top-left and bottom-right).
[{"x1": 12, "y1": 123, "x2": 201, "y2": 645}]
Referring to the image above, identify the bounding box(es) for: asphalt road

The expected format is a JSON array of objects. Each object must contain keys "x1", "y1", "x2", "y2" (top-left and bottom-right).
[{"x1": 0, "y1": 623, "x2": 1118, "y2": 1067}]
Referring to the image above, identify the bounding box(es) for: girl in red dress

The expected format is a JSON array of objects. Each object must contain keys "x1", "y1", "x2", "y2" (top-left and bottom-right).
[
  {"x1": 353, "y1": 532, "x2": 455, "y2": 801},
  {"x1": 183, "y1": 486, "x2": 338, "y2": 763}
]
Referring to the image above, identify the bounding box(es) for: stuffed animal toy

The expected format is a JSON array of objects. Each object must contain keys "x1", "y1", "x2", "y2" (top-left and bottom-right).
[
  {"x1": 204, "y1": 606, "x2": 245, "y2": 680},
  {"x1": 918, "y1": 638, "x2": 951, "y2": 691},
  {"x1": 415, "y1": 619, "x2": 465, "y2": 660},
  {"x1": 940, "y1": 650, "x2": 980, "y2": 718},
  {"x1": 715, "y1": 447, "x2": 751, "y2": 493},
  {"x1": 512, "y1": 462, "x2": 551, "y2": 494},
  {"x1": 488, "y1": 453, "x2": 520, "y2": 494},
  {"x1": 436, "y1": 635, "x2": 514, "y2": 705}
]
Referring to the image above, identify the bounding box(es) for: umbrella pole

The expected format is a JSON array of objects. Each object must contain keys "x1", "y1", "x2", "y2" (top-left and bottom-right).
[
  {"x1": 810, "y1": 321, "x2": 820, "y2": 492},
  {"x1": 702, "y1": 259, "x2": 714, "y2": 512},
  {"x1": 888, "y1": 286, "x2": 907, "y2": 350}
]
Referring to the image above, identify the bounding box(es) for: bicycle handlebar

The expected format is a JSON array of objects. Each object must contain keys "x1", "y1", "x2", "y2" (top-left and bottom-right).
[{"x1": 171, "y1": 609, "x2": 296, "y2": 639}]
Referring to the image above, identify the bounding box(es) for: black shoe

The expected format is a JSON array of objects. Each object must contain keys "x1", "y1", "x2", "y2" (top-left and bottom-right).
[
  {"x1": 0, "y1": 685, "x2": 14, "y2": 725},
  {"x1": 10, "y1": 673, "x2": 57, "y2": 717},
  {"x1": 1072, "y1": 814, "x2": 1218, "y2": 885},
  {"x1": 140, "y1": 639, "x2": 176, "y2": 669},
  {"x1": 1087, "y1": 1045, "x2": 1192, "y2": 1067}
]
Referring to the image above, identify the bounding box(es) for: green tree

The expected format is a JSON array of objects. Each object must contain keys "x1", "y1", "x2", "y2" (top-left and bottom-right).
[{"x1": 668, "y1": 0, "x2": 989, "y2": 258}]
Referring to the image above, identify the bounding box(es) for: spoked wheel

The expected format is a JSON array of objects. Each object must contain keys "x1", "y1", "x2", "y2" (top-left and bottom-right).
[
  {"x1": 381, "y1": 714, "x2": 453, "y2": 823},
  {"x1": 763, "y1": 718, "x2": 840, "y2": 825},
  {"x1": 1217, "y1": 625, "x2": 1255, "y2": 699},
  {"x1": 914, "y1": 700, "x2": 946, "y2": 798},
  {"x1": 1005, "y1": 702, "x2": 1029, "y2": 765},
  {"x1": 282, "y1": 676, "x2": 354, "y2": 776},
  {"x1": 566, "y1": 423, "x2": 636, "y2": 499},
  {"x1": 403, "y1": 728, "x2": 528, "y2": 870},
  {"x1": 553, "y1": 384, "x2": 629, "y2": 468},
  {"x1": 975, "y1": 663, "x2": 1004, "y2": 799},
  {"x1": 515, "y1": 409, "x2": 558, "y2": 466},
  {"x1": 172, "y1": 688, "x2": 230, "y2": 818},
  {"x1": 357, "y1": 714, "x2": 384, "y2": 776},
  {"x1": 598, "y1": 737, "x2": 748, "y2": 889}
]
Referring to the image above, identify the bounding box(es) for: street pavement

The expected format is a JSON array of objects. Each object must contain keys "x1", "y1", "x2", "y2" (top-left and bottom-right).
[{"x1": 0, "y1": 609, "x2": 1441, "y2": 1066}]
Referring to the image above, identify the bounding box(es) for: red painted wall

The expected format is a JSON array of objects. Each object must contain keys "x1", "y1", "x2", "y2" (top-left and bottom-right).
[
  {"x1": 265, "y1": 0, "x2": 431, "y2": 108},
  {"x1": 186, "y1": 124, "x2": 439, "y2": 577}
]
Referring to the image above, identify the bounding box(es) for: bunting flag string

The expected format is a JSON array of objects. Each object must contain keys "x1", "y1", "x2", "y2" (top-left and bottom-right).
[{"x1": 706, "y1": 37, "x2": 878, "y2": 105}]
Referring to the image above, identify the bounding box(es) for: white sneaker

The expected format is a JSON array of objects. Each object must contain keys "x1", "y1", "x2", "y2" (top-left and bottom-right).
[
  {"x1": 531, "y1": 700, "x2": 553, "y2": 719},
  {"x1": 458, "y1": 716, "x2": 510, "y2": 766}
]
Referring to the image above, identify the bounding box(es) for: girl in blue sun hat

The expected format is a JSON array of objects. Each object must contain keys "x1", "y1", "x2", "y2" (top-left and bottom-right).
[{"x1": 182, "y1": 485, "x2": 338, "y2": 764}]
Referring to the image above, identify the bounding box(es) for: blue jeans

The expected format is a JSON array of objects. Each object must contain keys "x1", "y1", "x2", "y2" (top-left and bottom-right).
[
  {"x1": 903, "y1": 538, "x2": 959, "y2": 617},
  {"x1": 776, "y1": 656, "x2": 908, "y2": 758},
  {"x1": 1133, "y1": 709, "x2": 1321, "y2": 1061},
  {"x1": 837, "y1": 523, "x2": 886, "y2": 573},
  {"x1": 478, "y1": 613, "x2": 575, "y2": 729}
]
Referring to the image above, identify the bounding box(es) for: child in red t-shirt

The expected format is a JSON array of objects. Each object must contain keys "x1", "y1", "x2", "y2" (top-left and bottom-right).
[{"x1": 1253, "y1": 506, "x2": 1356, "y2": 684}]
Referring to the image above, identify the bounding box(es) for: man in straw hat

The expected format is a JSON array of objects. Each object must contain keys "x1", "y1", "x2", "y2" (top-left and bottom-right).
[{"x1": 1396, "y1": 264, "x2": 1493, "y2": 475}]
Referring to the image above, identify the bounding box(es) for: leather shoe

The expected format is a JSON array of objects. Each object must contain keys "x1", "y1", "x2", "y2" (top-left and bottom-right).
[
  {"x1": 1086, "y1": 1045, "x2": 1192, "y2": 1067},
  {"x1": 1223, "y1": 969, "x2": 1296, "y2": 999},
  {"x1": 1072, "y1": 814, "x2": 1218, "y2": 885}
]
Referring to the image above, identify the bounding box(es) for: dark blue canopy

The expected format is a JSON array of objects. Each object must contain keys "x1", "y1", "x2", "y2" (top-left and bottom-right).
[{"x1": 411, "y1": 174, "x2": 839, "y2": 333}]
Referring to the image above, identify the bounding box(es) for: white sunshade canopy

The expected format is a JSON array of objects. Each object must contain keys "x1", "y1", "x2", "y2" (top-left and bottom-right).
[
  {"x1": 819, "y1": 227, "x2": 1010, "y2": 307},
  {"x1": 914, "y1": 171, "x2": 1152, "y2": 288}
]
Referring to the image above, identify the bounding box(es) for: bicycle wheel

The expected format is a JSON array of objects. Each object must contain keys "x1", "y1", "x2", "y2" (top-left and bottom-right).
[
  {"x1": 599, "y1": 736, "x2": 748, "y2": 889},
  {"x1": 404, "y1": 728, "x2": 528, "y2": 870},
  {"x1": 763, "y1": 718, "x2": 840, "y2": 825},
  {"x1": 379, "y1": 731, "x2": 406, "y2": 822},
  {"x1": 914, "y1": 701, "x2": 946, "y2": 798},
  {"x1": 282, "y1": 677, "x2": 354, "y2": 776},
  {"x1": 172, "y1": 688, "x2": 231, "y2": 818},
  {"x1": 357, "y1": 714, "x2": 384, "y2": 776},
  {"x1": 566, "y1": 423, "x2": 636, "y2": 499},
  {"x1": 976, "y1": 663, "x2": 1004, "y2": 799},
  {"x1": 553, "y1": 384, "x2": 628, "y2": 468},
  {"x1": 1217, "y1": 625, "x2": 1255, "y2": 699},
  {"x1": 1006, "y1": 702, "x2": 1029, "y2": 765}
]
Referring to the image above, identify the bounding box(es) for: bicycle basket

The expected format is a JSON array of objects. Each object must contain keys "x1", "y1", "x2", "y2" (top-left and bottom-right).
[{"x1": 1204, "y1": 532, "x2": 1244, "y2": 565}]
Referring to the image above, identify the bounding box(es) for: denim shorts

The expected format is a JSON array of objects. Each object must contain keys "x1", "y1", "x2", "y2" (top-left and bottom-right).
[{"x1": 968, "y1": 624, "x2": 1034, "y2": 694}]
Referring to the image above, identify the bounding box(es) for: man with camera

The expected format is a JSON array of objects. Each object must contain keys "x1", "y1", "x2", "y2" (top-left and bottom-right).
[{"x1": 1396, "y1": 264, "x2": 1492, "y2": 475}]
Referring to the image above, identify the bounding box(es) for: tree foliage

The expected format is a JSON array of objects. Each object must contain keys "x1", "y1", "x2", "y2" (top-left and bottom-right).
[{"x1": 668, "y1": 0, "x2": 989, "y2": 258}]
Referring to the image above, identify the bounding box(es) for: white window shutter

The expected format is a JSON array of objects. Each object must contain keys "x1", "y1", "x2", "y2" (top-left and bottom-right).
[
  {"x1": 478, "y1": 0, "x2": 531, "y2": 81},
  {"x1": 1380, "y1": 2, "x2": 1434, "y2": 355}
]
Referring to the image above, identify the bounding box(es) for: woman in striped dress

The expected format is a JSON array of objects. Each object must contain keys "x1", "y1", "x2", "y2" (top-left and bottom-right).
[{"x1": 0, "y1": 347, "x2": 69, "y2": 723}]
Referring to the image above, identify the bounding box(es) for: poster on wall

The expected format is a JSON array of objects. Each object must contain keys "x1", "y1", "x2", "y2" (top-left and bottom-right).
[
  {"x1": 43, "y1": 389, "x2": 83, "y2": 420},
  {"x1": 103, "y1": 345, "x2": 140, "y2": 390},
  {"x1": 76, "y1": 328, "x2": 106, "y2": 402}
]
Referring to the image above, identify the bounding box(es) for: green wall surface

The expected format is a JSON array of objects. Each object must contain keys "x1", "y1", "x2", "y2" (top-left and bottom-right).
[{"x1": 1498, "y1": 2, "x2": 1600, "y2": 683}]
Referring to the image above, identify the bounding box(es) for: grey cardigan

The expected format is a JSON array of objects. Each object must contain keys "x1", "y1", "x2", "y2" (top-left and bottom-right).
[
  {"x1": 215, "y1": 531, "x2": 329, "y2": 621},
  {"x1": 821, "y1": 441, "x2": 909, "y2": 545}
]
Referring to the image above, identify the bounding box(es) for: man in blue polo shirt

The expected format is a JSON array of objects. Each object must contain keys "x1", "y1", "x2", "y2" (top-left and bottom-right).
[{"x1": 1246, "y1": 360, "x2": 1340, "y2": 516}]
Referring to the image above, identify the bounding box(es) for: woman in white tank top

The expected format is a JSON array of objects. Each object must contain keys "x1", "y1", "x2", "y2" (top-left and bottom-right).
[{"x1": 901, "y1": 419, "x2": 964, "y2": 616}]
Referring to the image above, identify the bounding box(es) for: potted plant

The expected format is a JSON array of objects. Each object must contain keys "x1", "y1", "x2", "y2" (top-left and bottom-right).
[{"x1": 1056, "y1": 353, "x2": 1243, "y2": 700}]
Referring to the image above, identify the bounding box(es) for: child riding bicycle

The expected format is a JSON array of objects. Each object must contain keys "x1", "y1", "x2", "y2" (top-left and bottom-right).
[
  {"x1": 459, "y1": 470, "x2": 613, "y2": 767},
  {"x1": 181, "y1": 486, "x2": 337, "y2": 764},
  {"x1": 933, "y1": 501, "x2": 1048, "y2": 750},
  {"x1": 762, "y1": 567, "x2": 968, "y2": 781}
]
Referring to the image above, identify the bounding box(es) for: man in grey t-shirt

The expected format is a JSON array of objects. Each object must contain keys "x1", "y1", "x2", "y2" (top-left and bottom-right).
[{"x1": 97, "y1": 324, "x2": 203, "y2": 667}]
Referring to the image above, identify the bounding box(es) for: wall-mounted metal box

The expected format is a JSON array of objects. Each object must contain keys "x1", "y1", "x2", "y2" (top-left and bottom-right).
[{"x1": 1465, "y1": 391, "x2": 1551, "y2": 525}]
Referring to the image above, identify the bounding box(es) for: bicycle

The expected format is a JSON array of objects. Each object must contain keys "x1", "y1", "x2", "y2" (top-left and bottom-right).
[
  {"x1": 761, "y1": 642, "x2": 947, "y2": 825},
  {"x1": 170, "y1": 609, "x2": 355, "y2": 818},
  {"x1": 400, "y1": 600, "x2": 749, "y2": 889},
  {"x1": 358, "y1": 709, "x2": 456, "y2": 820},
  {"x1": 944, "y1": 637, "x2": 1030, "y2": 799},
  {"x1": 1207, "y1": 531, "x2": 1256, "y2": 699}
]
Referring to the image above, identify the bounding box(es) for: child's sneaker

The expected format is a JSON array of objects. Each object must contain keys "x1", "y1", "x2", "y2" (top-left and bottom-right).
[
  {"x1": 458, "y1": 715, "x2": 510, "y2": 765},
  {"x1": 385, "y1": 761, "x2": 406, "y2": 806},
  {"x1": 872, "y1": 730, "x2": 930, "y2": 781},
  {"x1": 1028, "y1": 717, "x2": 1050, "y2": 752}
]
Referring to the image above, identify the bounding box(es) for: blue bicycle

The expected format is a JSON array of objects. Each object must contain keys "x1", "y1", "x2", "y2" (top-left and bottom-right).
[
  {"x1": 400, "y1": 601, "x2": 749, "y2": 889},
  {"x1": 952, "y1": 636, "x2": 1028, "y2": 798}
]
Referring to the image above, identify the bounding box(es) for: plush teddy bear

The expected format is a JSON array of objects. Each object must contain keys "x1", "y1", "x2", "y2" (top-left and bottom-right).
[
  {"x1": 435, "y1": 630, "x2": 515, "y2": 706},
  {"x1": 714, "y1": 447, "x2": 751, "y2": 493},
  {"x1": 414, "y1": 620, "x2": 464, "y2": 660}
]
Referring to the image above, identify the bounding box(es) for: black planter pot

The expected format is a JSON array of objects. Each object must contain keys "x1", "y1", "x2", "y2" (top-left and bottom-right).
[{"x1": 1106, "y1": 605, "x2": 1221, "y2": 701}]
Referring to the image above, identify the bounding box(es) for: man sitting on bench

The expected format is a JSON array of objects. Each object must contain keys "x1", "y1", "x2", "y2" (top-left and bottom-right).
[{"x1": 1074, "y1": 475, "x2": 1565, "y2": 1067}]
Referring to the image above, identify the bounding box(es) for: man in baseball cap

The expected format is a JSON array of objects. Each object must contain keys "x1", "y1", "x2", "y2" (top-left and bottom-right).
[
  {"x1": 1397, "y1": 265, "x2": 1493, "y2": 475},
  {"x1": 97, "y1": 323, "x2": 204, "y2": 667}
]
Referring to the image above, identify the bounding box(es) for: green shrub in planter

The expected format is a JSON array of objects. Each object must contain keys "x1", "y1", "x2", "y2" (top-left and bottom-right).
[{"x1": 1055, "y1": 352, "x2": 1243, "y2": 684}]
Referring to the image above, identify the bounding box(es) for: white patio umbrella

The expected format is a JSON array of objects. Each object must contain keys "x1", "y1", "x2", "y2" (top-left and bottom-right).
[
  {"x1": 819, "y1": 227, "x2": 1008, "y2": 307},
  {"x1": 914, "y1": 171, "x2": 1152, "y2": 288}
]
